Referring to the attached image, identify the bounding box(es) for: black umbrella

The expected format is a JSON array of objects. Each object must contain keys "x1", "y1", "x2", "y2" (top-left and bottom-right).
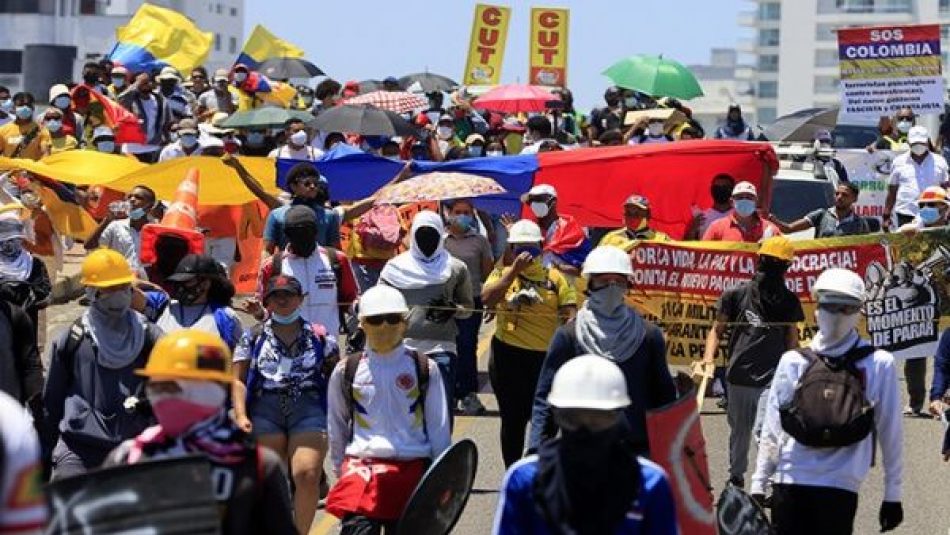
[
  {"x1": 311, "y1": 104, "x2": 418, "y2": 136},
  {"x1": 763, "y1": 107, "x2": 838, "y2": 142},
  {"x1": 399, "y1": 72, "x2": 459, "y2": 93},
  {"x1": 259, "y1": 57, "x2": 325, "y2": 79}
]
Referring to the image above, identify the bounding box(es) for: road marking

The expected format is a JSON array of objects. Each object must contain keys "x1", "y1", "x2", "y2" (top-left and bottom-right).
[{"x1": 310, "y1": 328, "x2": 494, "y2": 535}]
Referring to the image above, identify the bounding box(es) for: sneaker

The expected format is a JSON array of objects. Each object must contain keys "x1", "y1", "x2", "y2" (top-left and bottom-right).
[
  {"x1": 459, "y1": 393, "x2": 487, "y2": 416},
  {"x1": 903, "y1": 406, "x2": 927, "y2": 417}
]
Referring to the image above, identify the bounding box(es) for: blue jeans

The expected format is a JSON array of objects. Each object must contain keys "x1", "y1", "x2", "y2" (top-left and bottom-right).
[
  {"x1": 454, "y1": 297, "x2": 482, "y2": 399},
  {"x1": 428, "y1": 351, "x2": 456, "y2": 430}
]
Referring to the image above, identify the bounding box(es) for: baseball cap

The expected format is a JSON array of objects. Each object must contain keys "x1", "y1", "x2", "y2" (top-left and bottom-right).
[
  {"x1": 732, "y1": 181, "x2": 758, "y2": 197},
  {"x1": 908, "y1": 125, "x2": 930, "y2": 145},
  {"x1": 157, "y1": 66, "x2": 181, "y2": 82},
  {"x1": 167, "y1": 254, "x2": 222, "y2": 282},
  {"x1": 465, "y1": 134, "x2": 485, "y2": 145},
  {"x1": 264, "y1": 275, "x2": 304, "y2": 301},
  {"x1": 176, "y1": 119, "x2": 198, "y2": 135},
  {"x1": 521, "y1": 184, "x2": 558, "y2": 203},
  {"x1": 624, "y1": 195, "x2": 650, "y2": 209}
]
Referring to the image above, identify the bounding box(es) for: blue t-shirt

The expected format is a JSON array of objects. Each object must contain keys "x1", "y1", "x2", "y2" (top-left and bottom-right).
[
  {"x1": 493, "y1": 455, "x2": 678, "y2": 535},
  {"x1": 263, "y1": 199, "x2": 342, "y2": 249}
]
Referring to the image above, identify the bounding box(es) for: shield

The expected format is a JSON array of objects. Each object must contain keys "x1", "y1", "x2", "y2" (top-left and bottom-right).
[
  {"x1": 47, "y1": 455, "x2": 220, "y2": 534},
  {"x1": 716, "y1": 485, "x2": 774, "y2": 535},
  {"x1": 396, "y1": 439, "x2": 478, "y2": 535},
  {"x1": 646, "y1": 384, "x2": 716, "y2": 535}
]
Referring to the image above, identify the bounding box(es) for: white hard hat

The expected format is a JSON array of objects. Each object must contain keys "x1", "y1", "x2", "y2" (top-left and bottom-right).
[
  {"x1": 582, "y1": 245, "x2": 633, "y2": 277},
  {"x1": 547, "y1": 355, "x2": 631, "y2": 410},
  {"x1": 507, "y1": 220, "x2": 543, "y2": 244},
  {"x1": 359, "y1": 285, "x2": 409, "y2": 318},
  {"x1": 908, "y1": 125, "x2": 930, "y2": 145},
  {"x1": 811, "y1": 268, "x2": 865, "y2": 305},
  {"x1": 520, "y1": 183, "x2": 557, "y2": 203}
]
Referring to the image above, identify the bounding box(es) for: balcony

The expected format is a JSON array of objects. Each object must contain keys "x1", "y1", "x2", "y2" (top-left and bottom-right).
[
  {"x1": 817, "y1": 0, "x2": 913, "y2": 14},
  {"x1": 738, "y1": 10, "x2": 757, "y2": 26}
]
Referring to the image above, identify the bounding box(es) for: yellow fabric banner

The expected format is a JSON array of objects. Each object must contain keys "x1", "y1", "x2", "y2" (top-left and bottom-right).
[
  {"x1": 462, "y1": 4, "x2": 511, "y2": 86},
  {"x1": 528, "y1": 7, "x2": 569, "y2": 87}
]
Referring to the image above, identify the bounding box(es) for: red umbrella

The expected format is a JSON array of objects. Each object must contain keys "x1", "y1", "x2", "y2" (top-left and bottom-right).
[
  {"x1": 345, "y1": 90, "x2": 428, "y2": 113},
  {"x1": 472, "y1": 84, "x2": 555, "y2": 113}
]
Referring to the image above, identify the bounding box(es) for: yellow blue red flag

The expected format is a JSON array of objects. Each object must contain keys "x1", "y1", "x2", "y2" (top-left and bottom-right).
[
  {"x1": 237, "y1": 25, "x2": 305, "y2": 69},
  {"x1": 107, "y1": 4, "x2": 212, "y2": 74}
]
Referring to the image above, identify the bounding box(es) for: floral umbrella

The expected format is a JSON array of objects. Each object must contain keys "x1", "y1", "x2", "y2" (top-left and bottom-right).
[{"x1": 374, "y1": 172, "x2": 505, "y2": 205}]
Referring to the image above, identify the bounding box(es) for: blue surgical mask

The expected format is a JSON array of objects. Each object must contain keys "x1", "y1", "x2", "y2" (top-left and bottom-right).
[
  {"x1": 0, "y1": 99, "x2": 12, "y2": 112},
  {"x1": 467, "y1": 146, "x2": 482, "y2": 157},
  {"x1": 271, "y1": 308, "x2": 301, "y2": 325},
  {"x1": 452, "y1": 214, "x2": 474, "y2": 232},
  {"x1": 97, "y1": 141, "x2": 115, "y2": 153},
  {"x1": 129, "y1": 207, "x2": 147, "y2": 220},
  {"x1": 53, "y1": 96, "x2": 70, "y2": 109},
  {"x1": 111, "y1": 77, "x2": 126, "y2": 88},
  {"x1": 919, "y1": 206, "x2": 941, "y2": 225},
  {"x1": 180, "y1": 134, "x2": 198, "y2": 149},
  {"x1": 247, "y1": 132, "x2": 265, "y2": 145},
  {"x1": 734, "y1": 199, "x2": 756, "y2": 217},
  {"x1": 45, "y1": 119, "x2": 62, "y2": 133},
  {"x1": 513, "y1": 245, "x2": 542, "y2": 259},
  {"x1": 15, "y1": 106, "x2": 32, "y2": 121}
]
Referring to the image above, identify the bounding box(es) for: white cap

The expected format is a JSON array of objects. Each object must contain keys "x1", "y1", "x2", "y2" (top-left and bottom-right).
[
  {"x1": 812, "y1": 268, "x2": 865, "y2": 305},
  {"x1": 507, "y1": 220, "x2": 543, "y2": 244},
  {"x1": 359, "y1": 285, "x2": 409, "y2": 317},
  {"x1": 198, "y1": 134, "x2": 224, "y2": 149},
  {"x1": 92, "y1": 125, "x2": 114, "y2": 140},
  {"x1": 582, "y1": 245, "x2": 633, "y2": 277},
  {"x1": 49, "y1": 84, "x2": 69, "y2": 102},
  {"x1": 547, "y1": 355, "x2": 631, "y2": 410},
  {"x1": 523, "y1": 184, "x2": 557, "y2": 201},
  {"x1": 732, "y1": 181, "x2": 757, "y2": 197},
  {"x1": 908, "y1": 125, "x2": 930, "y2": 145},
  {"x1": 111, "y1": 65, "x2": 128, "y2": 76},
  {"x1": 157, "y1": 66, "x2": 181, "y2": 82}
]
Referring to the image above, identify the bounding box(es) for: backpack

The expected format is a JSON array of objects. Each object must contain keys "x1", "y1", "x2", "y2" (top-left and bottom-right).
[
  {"x1": 354, "y1": 205, "x2": 401, "y2": 252},
  {"x1": 779, "y1": 345, "x2": 876, "y2": 448},
  {"x1": 340, "y1": 351, "x2": 429, "y2": 440}
]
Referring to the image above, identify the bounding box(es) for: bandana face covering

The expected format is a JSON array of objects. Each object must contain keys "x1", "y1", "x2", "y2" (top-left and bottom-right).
[{"x1": 149, "y1": 380, "x2": 226, "y2": 437}]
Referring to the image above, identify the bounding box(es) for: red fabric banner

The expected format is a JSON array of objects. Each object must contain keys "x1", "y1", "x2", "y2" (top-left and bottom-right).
[{"x1": 533, "y1": 140, "x2": 778, "y2": 239}]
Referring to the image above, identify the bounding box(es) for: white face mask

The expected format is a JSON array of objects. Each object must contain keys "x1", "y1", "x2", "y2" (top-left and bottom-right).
[
  {"x1": 648, "y1": 123, "x2": 664, "y2": 136},
  {"x1": 897, "y1": 120, "x2": 912, "y2": 133},
  {"x1": 815, "y1": 308, "x2": 860, "y2": 345},
  {"x1": 911, "y1": 144, "x2": 928, "y2": 156},
  {"x1": 289, "y1": 130, "x2": 308, "y2": 146},
  {"x1": 530, "y1": 201, "x2": 550, "y2": 218},
  {"x1": 437, "y1": 126, "x2": 454, "y2": 140},
  {"x1": 486, "y1": 150, "x2": 503, "y2": 157}
]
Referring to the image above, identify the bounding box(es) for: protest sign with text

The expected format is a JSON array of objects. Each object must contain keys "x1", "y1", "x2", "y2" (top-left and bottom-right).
[
  {"x1": 463, "y1": 4, "x2": 511, "y2": 86},
  {"x1": 528, "y1": 7, "x2": 569, "y2": 87}
]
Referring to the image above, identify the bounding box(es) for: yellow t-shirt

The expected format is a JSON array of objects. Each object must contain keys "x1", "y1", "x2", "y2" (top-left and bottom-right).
[
  {"x1": 487, "y1": 266, "x2": 576, "y2": 352},
  {"x1": 0, "y1": 121, "x2": 51, "y2": 160},
  {"x1": 50, "y1": 135, "x2": 78, "y2": 154}
]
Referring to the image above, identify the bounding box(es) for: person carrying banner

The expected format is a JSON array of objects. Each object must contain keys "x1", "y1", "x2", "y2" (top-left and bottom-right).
[
  {"x1": 43, "y1": 249, "x2": 162, "y2": 480},
  {"x1": 493, "y1": 355, "x2": 678, "y2": 535},
  {"x1": 325, "y1": 285, "x2": 451, "y2": 534},
  {"x1": 105, "y1": 329, "x2": 296, "y2": 535},
  {"x1": 871, "y1": 107, "x2": 915, "y2": 152},
  {"x1": 769, "y1": 182, "x2": 871, "y2": 238},
  {"x1": 528, "y1": 245, "x2": 675, "y2": 457},
  {"x1": 484, "y1": 219, "x2": 578, "y2": 466},
  {"x1": 598, "y1": 195, "x2": 671, "y2": 252},
  {"x1": 522, "y1": 184, "x2": 592, "y2": 277},
  {"x1": 702, "y1": 181, "x2": 781, "y2": 242},
  {"x1": 884, "y1": 125, "x2": 949, "y2": 231},
  {"x1": 702, "y1": 236, "x2": 803, "y2": 489},
  {"x1": 684, "y1": 173, "x2": 736, "y2": 240},
  {"x1": 750, "y1": 268, "x2": 903, "y2": 534}
]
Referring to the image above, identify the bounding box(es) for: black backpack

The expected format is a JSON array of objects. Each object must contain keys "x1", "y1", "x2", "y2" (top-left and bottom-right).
[{"x1": 779, "y1": 345, "x2": 876, "y2": 448}]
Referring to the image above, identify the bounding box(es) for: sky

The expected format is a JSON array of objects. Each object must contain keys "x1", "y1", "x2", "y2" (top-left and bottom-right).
[{"x1": 244, "y1": 0, "x2": 746, "y2": 111}]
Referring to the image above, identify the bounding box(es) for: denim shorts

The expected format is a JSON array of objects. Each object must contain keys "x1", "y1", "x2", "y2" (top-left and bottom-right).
[{"x1": 249, "y1": 389, "x2": 327, "y2": 435}]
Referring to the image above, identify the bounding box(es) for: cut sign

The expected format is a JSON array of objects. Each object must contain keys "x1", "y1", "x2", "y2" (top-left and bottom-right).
[{"x1": 529, "y1": 7, "x2": 569, "y2": 87}]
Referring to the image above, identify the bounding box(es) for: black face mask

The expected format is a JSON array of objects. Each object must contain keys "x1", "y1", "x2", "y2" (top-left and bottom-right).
[
  {"x1": 83, "y1": 73, "x2": 99, "y2": 85},
  {"x1": 711, "y1": 184, "x2": 732, "y2": 204},
  {"x1": 414, "y1": 226, "x2": 440, "y2": 258},
  {"x1": 285, "y1": 225, "x2": 318, "y2": 257},
  {"x1": 757, "y1": 257, "x2": 790, "y2": 287}
]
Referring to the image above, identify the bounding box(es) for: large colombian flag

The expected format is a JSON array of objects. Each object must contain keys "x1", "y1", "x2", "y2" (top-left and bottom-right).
[
  {"x1": 236, "y1": 25, "x2": 305, "y2": 70},
  {"x1": 106, "y1": 4, "x2": 212, "y2": 75}
]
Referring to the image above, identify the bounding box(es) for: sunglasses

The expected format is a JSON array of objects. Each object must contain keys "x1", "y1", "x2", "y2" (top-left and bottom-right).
[
  {"x1": 920, "y1": 203, "x2": 945, "y2": 209},
  {"x1": 363, "y1": 313, "x2": 404, "y2": 326},
  {"x1": 818, "y1": 302, "x2": 861, "y2": 315}
]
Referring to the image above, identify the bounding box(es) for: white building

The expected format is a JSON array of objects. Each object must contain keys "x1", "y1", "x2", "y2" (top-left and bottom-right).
[
  {"x1": 0, "y1": 0, "x2": 244, "y2": 97},
  {"x1": 687, "y1": 48, "x2": 759, "y2": 135},
  {"x1": 738, "y1": 0, "x2": 949, "y2": 125}
]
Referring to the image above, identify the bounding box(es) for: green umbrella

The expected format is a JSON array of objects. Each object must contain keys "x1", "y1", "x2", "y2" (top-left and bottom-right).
[
  {"x1": 602, "y1": 54, "x2": 704, "y2": 100},
  {"x1": 219, "y1": 108, "x2": 315, "y2": 129}
]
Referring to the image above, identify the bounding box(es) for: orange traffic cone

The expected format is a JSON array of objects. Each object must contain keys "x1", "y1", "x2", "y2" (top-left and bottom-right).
[{"x1": 139, "y1": 168, "x2": 205, "y2": 265}]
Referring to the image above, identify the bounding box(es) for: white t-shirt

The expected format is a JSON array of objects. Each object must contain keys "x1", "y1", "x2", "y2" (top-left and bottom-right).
[
  {"x1": 888, "y1": 151, "x2": 949, "y2": 217},
  {"x1": 100, "y1": 219, "x2": 143, "y2": 275},
  {"x1": 158, "y1": 140, "x2": 202, "y2": 162},
  {"x1": 268, "y1": 144, "x2": 323, "y2": 161},
  {"x1": 0, "y1": 392, "x2": 46, "y2": 533}
]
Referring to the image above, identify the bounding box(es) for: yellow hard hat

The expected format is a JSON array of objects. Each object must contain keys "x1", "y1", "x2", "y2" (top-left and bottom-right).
[
  {"x1": 137, "y1": 329, "x2": 233, "y2": 384},
  {"x1": 81, "y1": 248, "x2": 135, "y2": 288},
  {"x1": 758, "y1": 235, "x2": 795, "y2": 262}
]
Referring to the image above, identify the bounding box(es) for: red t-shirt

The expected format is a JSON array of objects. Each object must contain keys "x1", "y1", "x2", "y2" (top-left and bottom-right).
[{"x1": 702, "y1": 212, "x2": 781, "y2": 243}]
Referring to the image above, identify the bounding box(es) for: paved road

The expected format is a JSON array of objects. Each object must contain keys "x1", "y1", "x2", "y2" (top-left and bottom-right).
[{"x1": 44, "y1": 302, "x2": 950, "y2": 535}]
